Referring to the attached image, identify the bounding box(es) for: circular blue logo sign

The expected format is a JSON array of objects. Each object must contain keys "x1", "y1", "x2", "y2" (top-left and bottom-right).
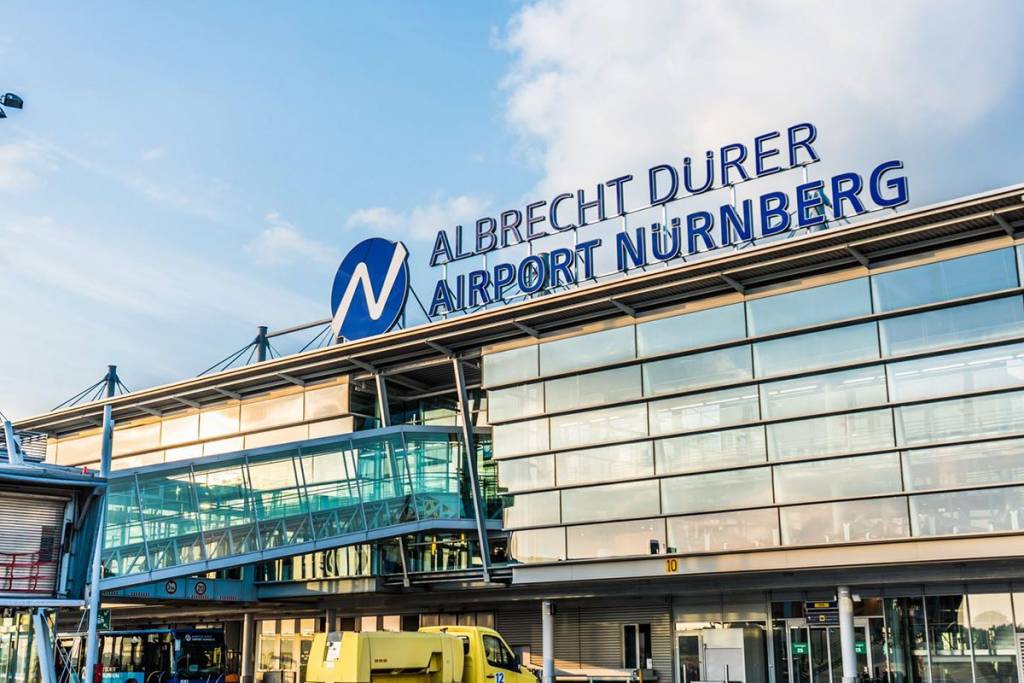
[{"x1": 330, "y1": 237, "x2": 410, "y2": 341}]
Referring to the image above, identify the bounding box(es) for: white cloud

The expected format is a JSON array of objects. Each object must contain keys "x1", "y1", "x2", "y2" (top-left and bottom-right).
[
  {"x1": 0, "y1": 142, "x2": 56, "y2": 191},
  {"x1": 246, "y1": 211, "x2": 340, "y2": 266},
  {"x1": 346, "y1": 195, "x2": 492, "y2": 240},
  {"x1": 141, "y1": 146, "x2": 167, "y2": 161},
  {"x1": 501, "y1": 1, "x2": 1024, "y2": 201}
]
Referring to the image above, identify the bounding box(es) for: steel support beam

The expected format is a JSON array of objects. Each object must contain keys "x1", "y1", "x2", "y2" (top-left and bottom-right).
[
  {"x1": 374, "y1": 373, "x2": 391, "y2": 428},
  {"x1": 838, "y1": 585, "x2": 857, "y2": 683},
  {"x1": 84, "y1": 403, "x2": 114, "y2": 683},
  {"x1": 452, "y1": 358, "x2": 492, "y2": 583},
  {"x1": 32, "y1": 609, "x2": 56, "y2": 683},
  {"x1": 240, "y1": 612, "x2": 255, "y2": 683},
  {"x1": 542, "y1": 600, "x2": 555, "y2": 683}
]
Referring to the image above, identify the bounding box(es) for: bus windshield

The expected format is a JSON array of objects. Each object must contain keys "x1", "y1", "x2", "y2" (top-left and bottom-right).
[{"x1": 176, "y1": 633, "x2": 224, "y2": 678}]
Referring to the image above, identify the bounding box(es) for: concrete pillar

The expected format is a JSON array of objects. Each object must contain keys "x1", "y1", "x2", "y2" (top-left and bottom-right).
[
  {"x1": 837, "y1": 586, "x2": 857, "y2": 683},
  {"x1": 542, "y1": 601, "x2": 555, "y2": 683},
  {"x1": 240, "y1": 613, "x2": 255, "y2": 683}
]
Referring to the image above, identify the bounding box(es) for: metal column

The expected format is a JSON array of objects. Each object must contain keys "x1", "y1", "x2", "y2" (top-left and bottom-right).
[
  {"x1": 256, "y1": 326, "x2": 270, "y2": 362},
  {"x1": 32, "y1": 609, "x2": 56, "y2": 683},
  {"x1": 84, "y1": 403, "x2": 114, "y2": 683},
  {"x1": 375, "y1": 373, "x2": 391, "y2": 427},
  {"x1": 240, "y1": 612, "x2": 255, "y2": 683},
  {"x1": 451, "y1": 358, "x2": 491, "y2": 583},
  {"x1": 542, "y1": 600, "x2": 555, "y2": 683},
  {"x1": 837, "y1": 586, "x2": 857, "y2": 683}
]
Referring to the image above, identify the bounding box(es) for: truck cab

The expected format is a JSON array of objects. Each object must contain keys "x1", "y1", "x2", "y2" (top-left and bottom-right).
[{"x1": 418, "y1": 626, "x2": 534, "y2": 683}]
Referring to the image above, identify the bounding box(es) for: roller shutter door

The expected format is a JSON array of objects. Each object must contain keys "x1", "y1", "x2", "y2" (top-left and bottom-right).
[{"x1": 0, "y1": 491, "x2": 68, "y2": 595}]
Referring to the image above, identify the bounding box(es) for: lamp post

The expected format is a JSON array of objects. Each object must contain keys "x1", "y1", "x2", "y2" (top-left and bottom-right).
[{"x1": 0, "y1": 92, "x2": 24, "y2": 119}]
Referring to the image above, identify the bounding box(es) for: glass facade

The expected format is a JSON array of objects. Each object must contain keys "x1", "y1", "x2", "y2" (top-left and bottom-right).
[
  {"x1": 486, "y1": 245, "x2": 1024, "y2": 565},
  {"x1": 101, "y1": 426, "x2": 493, "y2": 580}
]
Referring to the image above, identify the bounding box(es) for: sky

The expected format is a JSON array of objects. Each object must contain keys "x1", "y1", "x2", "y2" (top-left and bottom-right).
[{"x1": 1, "y1": 0, "x2": 1022, "y2": 419}]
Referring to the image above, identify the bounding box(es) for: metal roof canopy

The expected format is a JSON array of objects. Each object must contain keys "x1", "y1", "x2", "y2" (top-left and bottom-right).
[{"x1": 16, "y1": 183, "x2": 1024, "y2": 438}]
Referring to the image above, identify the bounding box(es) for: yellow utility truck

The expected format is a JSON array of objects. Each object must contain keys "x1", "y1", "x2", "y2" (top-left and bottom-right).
[{"x1": 306, "y1": 625, "x2": 536, "y2": 683}]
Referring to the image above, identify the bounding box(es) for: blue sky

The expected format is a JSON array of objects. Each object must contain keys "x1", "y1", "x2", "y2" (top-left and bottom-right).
[{"x1": 1, "y1": 1, "x2": 1023, "y2": 418}]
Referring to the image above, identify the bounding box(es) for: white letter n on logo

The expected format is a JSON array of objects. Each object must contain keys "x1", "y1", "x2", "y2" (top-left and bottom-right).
[{"x1": 331, "y1": 242, "x2": 408, "y2": 340}]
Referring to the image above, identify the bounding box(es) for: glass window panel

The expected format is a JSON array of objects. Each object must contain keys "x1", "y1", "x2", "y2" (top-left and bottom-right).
[
  {"x1": 550, "y1": 403, "x2": 648, "y2": 450},
  {"x1": 753, "y1": 323, "x2": 880, "y2": 378},
  {"x1": 136, "y1": 470, "x2": 204, "y2": 570},
  {"x1": 199, "y1": 406, "x2": 240, "y2": 440},
  {"x1": 761, "y1": 366, "x2": 887, "y2": 420},
  {"x1": 643, "y1": 345, "x2": 752, "y2": 396},
  {"x1": 304, "y1": 384, "x2": 348, "y2": 419},
  {"x1": 656, "y1": 425, "x2": 766, "y2": 474},
  {"x1": 773, "y1": 453, "x2": 902, "y2": 504},
  {"x1": 666, "y1": 508, "x2": 780, "y2": 554},
  {"x1": 244, "y1": 425, "x2": 308, "y2": 449},
  {"x1": 161, "y1": 414, "x2": 199, "y2": 446},
  {"x1": 539, "y1": 326, "x2": 636, "y2": 376},
  {"x1": 872, "y1": 248, "x2": 1018, "y2": 312},
  {"x1": 661, "y1": 467, "x2": 773, "y2": 515},
  {"x1": 509, "y1": 528, "x2": 566, "y2": 563},
  {"x1": 498, "y1": 455, "x2": 555, "y2": 493},
  {"x1": 561, "y1": 479, "x2": 661, "y2": 524},
  {"x1": 903, "y1": 438, "x2": 1024, "y2": 492},
  {"x1": 546, "y1": 365, "x2": 642, "y2": 413},
  {"x1": 192, "y1": 461, "x2": 259, "y2": 558},
  {"x1": 924, "y1": 596, "x2": 975, "y2": 683},
  {"x1": 880, "y1": 297, "x2": 1024, "y2": 357},
  {"x1": 910, "y1": 485, "x2": 1024, "y2": 537},
  {"x1": 202, "y1": 437, "x2": 244, "y2": 456},
  {"x1": 967, "y1": 593, "x2": 1018, "y2": 655},
  {"x1": 1013, "y1": 593, "x2": 1024, "y2": 632},
  {"x1": 566, "y1": 518, "x2": 666, "y2": 559},
  {"x1": 636, "y1": 303, "x2": 746, "y2": 358},
  {"x1": 247, "y1": 454, "x2": 311, "y2": 548},
  {"x1": 492, "y1": 418, "x2": 549, "y2": 458},
  {"x1": 164, "y1": 444, "x2": 203, "y2": 462},
  {"x1": 780, "y1": 496, "x2": 909, "y2": 545},
  {"x1": 483, "y1": 345, "x2": 539, "y2": 387},
  {"x1": 747, "y1": 278, "x2": 872, "y2": 336},
  {"x1": 241, "y1": 394, "x2": 304, "y2": 432},
  {"x1": 556, "y1": 442, "x2": 654, "y2": 487},
  {"x1": 887, "y1": 343, "x2": 1024, "y2": 403},
  {"x1": 488, "y1": 383, "x2": 545, "y2": 423},
  {"x1": 55, "y1": 434, "x2": 103, "y2": 466},
  {"x1": 649, "y1": 385, "x2": 759, "y2": 436},
  {"x1": 502, "y1": 490, "x2": 560, "y2": 528},
  {"x1": 112, "y1": 422, "x2": 162, "y2": 456},
  {"x1": 767, "y1": 409, "x2": 895, "y2": 461},
  {"x1": 895, "y1": 391, "x2": 1024, "y2": 446}
]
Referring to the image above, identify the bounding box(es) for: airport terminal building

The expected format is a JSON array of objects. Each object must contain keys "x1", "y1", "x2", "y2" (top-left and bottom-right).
[{"x1": 14, "y1": 179, "x2": 1024, "y2": 683}]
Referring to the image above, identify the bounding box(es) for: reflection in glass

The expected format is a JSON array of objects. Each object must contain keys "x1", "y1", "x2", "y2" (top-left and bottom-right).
[
  {"x1": 193, "y1": 461, "x2": 259, "y2": 559},
  {"x1": 747, "y1": 278, "x2": 872, "y2": 336},
  {"x1": 656, "y1": 425, "x2": 767, "y2": 474},
  {"x1": 497, "y1": 455, "x2": 554, "y2": 493},
  {"x1": 135, "y1": 470, "x2": 204, "y2": 571},
  {"x1": 642, "y1": 345, "x2": 752, "y2": 396},
  {"x1": 761, "y1": 366, "x2": 887, "y2": 420},
  {"x1": 492, "y1": 418, "x2": 550, "y2": 458},
  {"x1": 773, "y1": 453, "x2": 902, "y2": 504},
  {"x1": 649, "y1": 386, "x2": 760, "y2": 436},
  {"x1": 661, "y1": 466, "x2": 773, "y2": 515},
  {"x1": 483, "y1": 345, "x2": 538, "y2": 387},
  {"x1": 767, "y1": 409, "x2": 895, "y2": 461},
  {"x1": 561, "y1": 479, "x2": 661, "y2": 524},
  {"x1": 666, "y1": 508, "x2": 779, "y2": 553},
  {"x1": 879, "y1": 296, "x2": 1024, "y2": 356},
  {"x1": 300, "y1": 444, "x2": 364, "y2": 538},
  {"x1": 780, "y1": 496, "x2": 909, "y2": 545},
  {"x1": 556, "y1": 442, "x2": 654, "y2": 487},
  {"x1": 872, "y1": 248, "x2": 1018, "y2": 312},
  {"x1": 636, "y1": 303, "x2": 746, "y2": 357},
  {"x1": 967, "y1": 593, "x2": 1019, "y2": 683},
  {"x1": 550, "y1": 403, "x2": 648, "y2": 450},
  {"x1": 539, "y1": 326, "x2": 636, "y2": 376},
  {"x1": 883, "y1": 597, "x2": 929, "y2": 683},
  {"x1": 487, "y1": 383, "x2": 544, "y2": 422},
  {"x1": 902, "y1": 438, "x2": 1024, "y2": 492},
  {"x1": 546, "y1": 365, "x2": 642, "y2": 413},
  {"x1": 910, "y1": 485, "x2": 1024, "y2": 537},
  {"x1": 509, "y1": 527, "x2": 566, "y2": 563},
  {"x1": 887, "y1": 343, "x2": 1024, "y2": 403},
  {"x1": 895, "y1": 391, "x2": 1024, "y2": 446},
  {"x1": 566, "y1": 518, "x2": 666, "y2": 559},
  {"x1": 924, "y1": 596, "x2": 974, "y2": 683},
  {"x1": 753, "y1": 323, "x2": 880, "y2": 377},
  {"x1": 502, "y1": 490, "x2": 560, "y2": 529}
]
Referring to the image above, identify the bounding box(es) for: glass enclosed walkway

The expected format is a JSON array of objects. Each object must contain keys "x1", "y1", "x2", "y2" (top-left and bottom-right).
[{"x1": 99, "y1": 426, "x2": 496, "y2": 590}]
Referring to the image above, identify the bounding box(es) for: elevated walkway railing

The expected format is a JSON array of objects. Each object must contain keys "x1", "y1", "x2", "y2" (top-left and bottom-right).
[{"x1": 99, "y1": 425, "x2": 495, "y2": 590}]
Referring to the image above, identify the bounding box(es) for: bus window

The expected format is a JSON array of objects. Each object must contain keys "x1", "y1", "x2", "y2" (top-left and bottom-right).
[{"x1": 176, "y1": 635, "x2": 224, "y2": 678}]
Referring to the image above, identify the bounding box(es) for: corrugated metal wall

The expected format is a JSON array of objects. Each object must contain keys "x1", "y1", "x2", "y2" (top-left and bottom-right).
[
  {"x1": 497, "y1": 599, "x2": 673, "y2": 678},
  {"x1": 0, "y1": 491, "x2": 68, "y2": 596}
]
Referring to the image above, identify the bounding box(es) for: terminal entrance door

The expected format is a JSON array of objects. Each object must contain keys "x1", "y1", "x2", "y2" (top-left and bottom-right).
[{"x1": 784, "y1": 618, "x2": 874, "y2": 683}]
